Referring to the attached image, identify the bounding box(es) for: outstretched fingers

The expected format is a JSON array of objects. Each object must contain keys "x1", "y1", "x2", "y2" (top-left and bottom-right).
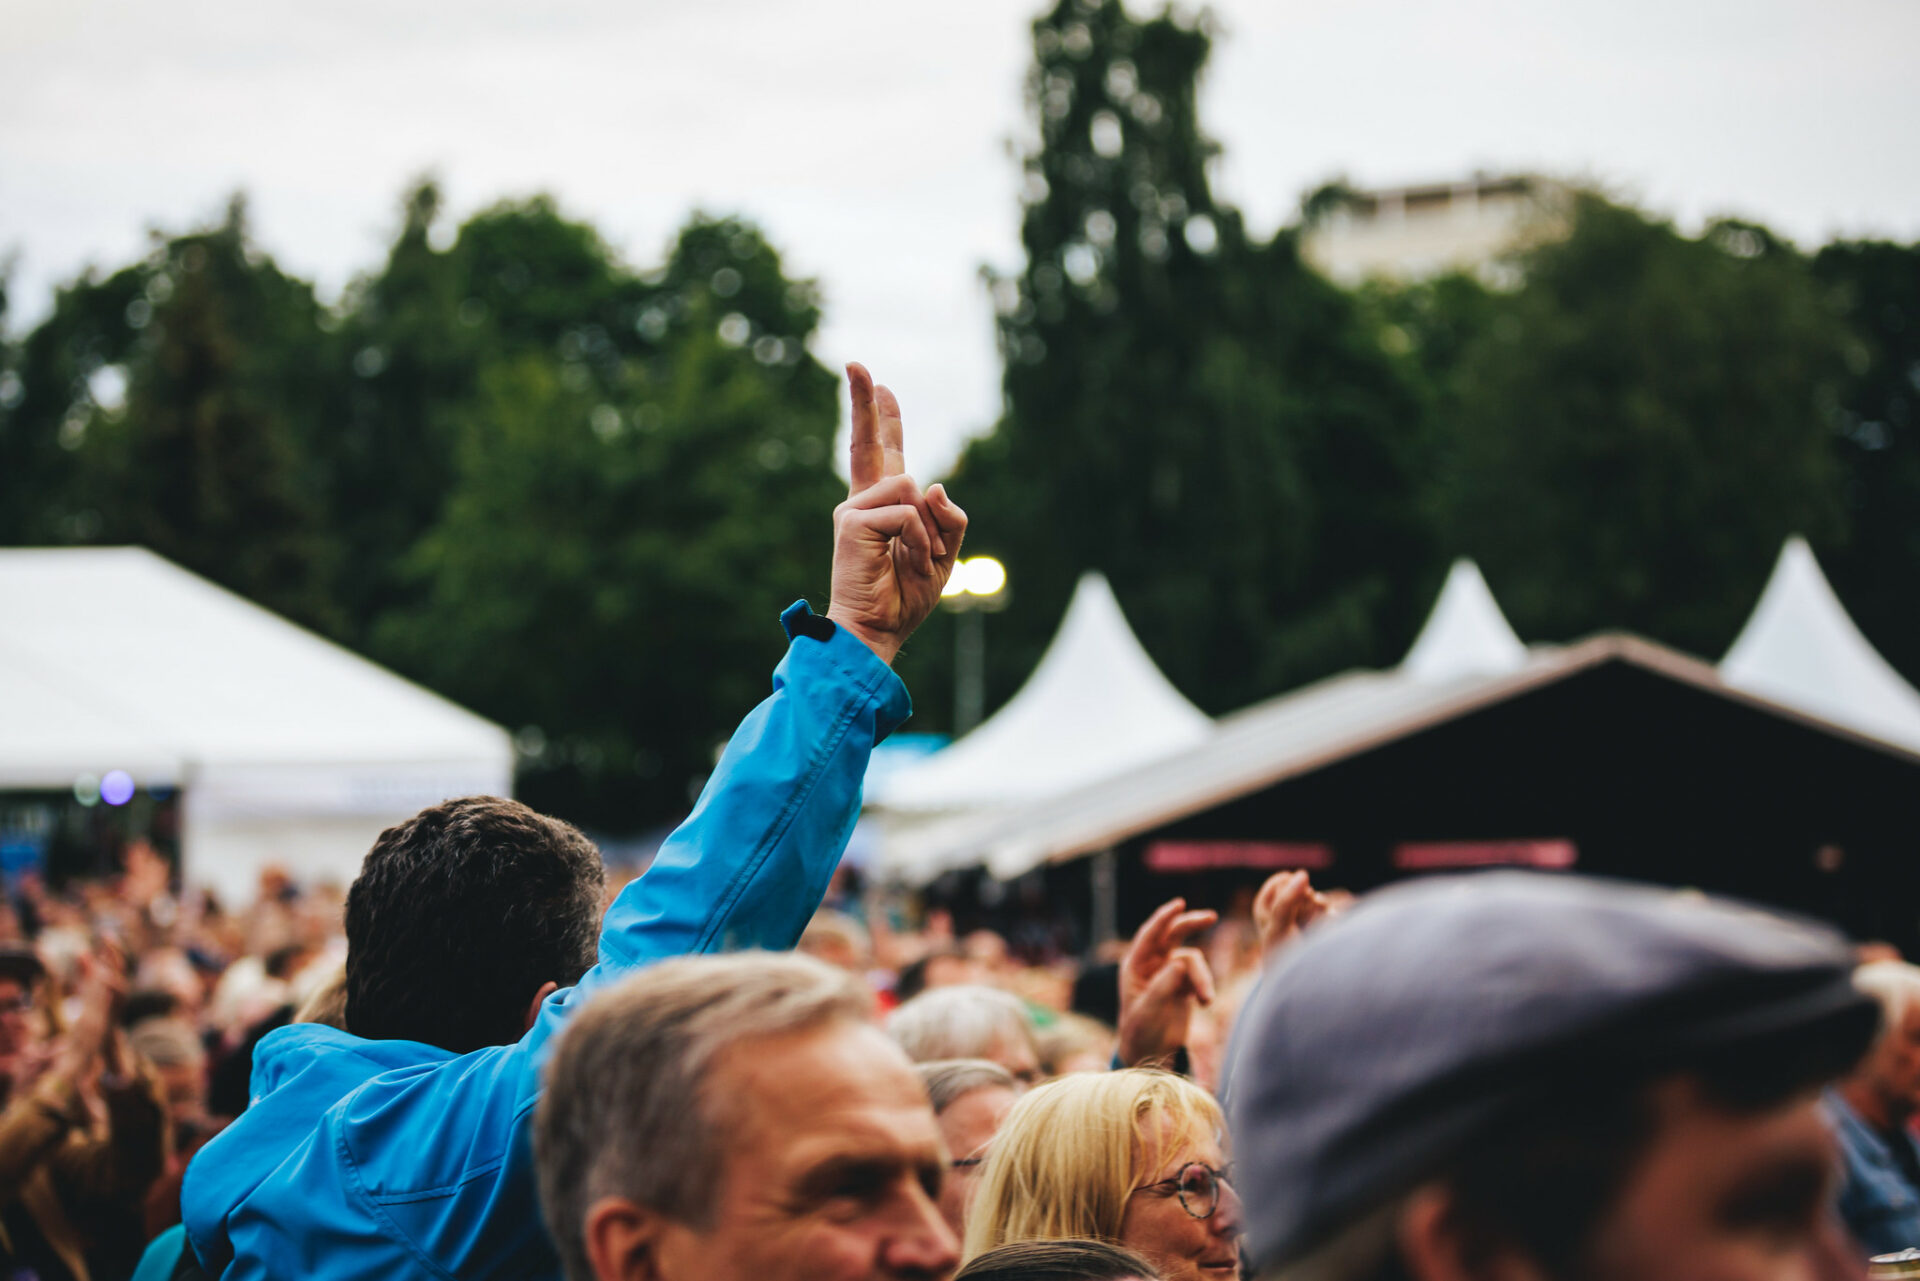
[
  {"x1": 1128, "y1": 897, "x2": 1218, "y2": 975},
  {"x1": 1128, "y1": 898, "x2": 1188, "y2": 969},
  {"x1": 875, "y1": 384, "x2": 908, "y2": 480},
  {"x1": 1166, "y1": 908, "x2": 1218, "y2": 947},
  {"x1": 1172, "y1": 947, "x2": 1217, "y2": 1006},
  {"x1": 847, "y1": 362, "x2": 884, "y2": 495}
]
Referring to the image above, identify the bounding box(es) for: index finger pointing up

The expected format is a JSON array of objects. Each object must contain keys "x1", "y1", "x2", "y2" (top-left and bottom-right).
[{"x1": 847, "y1": 362, "x2": 884, "y2": 494}]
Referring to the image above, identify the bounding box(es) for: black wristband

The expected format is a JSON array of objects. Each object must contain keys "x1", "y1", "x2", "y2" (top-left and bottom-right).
[{"x1": 780, "y1": 600, "x2": 838, "y2": 644}]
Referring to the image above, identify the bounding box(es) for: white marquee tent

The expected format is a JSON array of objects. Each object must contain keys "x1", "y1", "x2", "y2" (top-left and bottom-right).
[
  {"x1": 878, "y1": 557, "x2": 1539, "y2": 883},
  {"x1": 870, "y1": 573, "x2": 1209, "y2": 872},
  {"x1": 877, "y1": 543, "x2": 1920, "y2": 885},
  {"x1": 0, "y1": 548, "x2": 514, "y2": 904},
  {"x1": 1720, "y1": 536, "x2": 1920, "y2": 755}
]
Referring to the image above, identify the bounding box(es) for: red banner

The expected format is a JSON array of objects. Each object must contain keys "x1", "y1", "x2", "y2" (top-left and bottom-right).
[
  {"x1": 1145, "y1": 841, "x2": 1333, "y2": 872},
  {"x1": 1393, "y1": 839, "x2": 1577, "y2": 870}
]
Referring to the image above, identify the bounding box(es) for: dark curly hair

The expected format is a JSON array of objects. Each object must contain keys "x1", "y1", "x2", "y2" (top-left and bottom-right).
[{"x1": 345, "y1": 796, "x2": 606, "y2": 1054}]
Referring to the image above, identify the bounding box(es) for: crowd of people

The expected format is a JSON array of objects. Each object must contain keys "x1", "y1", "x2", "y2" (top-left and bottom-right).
[{"x1": 9, "y1": 364, "x2": 1920, "y2": 1281}]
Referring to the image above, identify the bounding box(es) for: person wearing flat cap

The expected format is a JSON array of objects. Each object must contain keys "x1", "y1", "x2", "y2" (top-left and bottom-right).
[{"x1": 1226, "y1": 872, "x2": 1880, "y2": 1281}]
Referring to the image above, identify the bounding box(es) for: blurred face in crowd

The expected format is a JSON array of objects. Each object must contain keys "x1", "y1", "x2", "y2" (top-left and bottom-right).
[
  {"x1": 615, "y1": 1020, "x2": 958, "y2": 1281},
  {"x1": 935, "y1": 1083, "x2": 1018, "y2": 1237},
  {"x1": 984, "y1": 1033, "x2": 1042, "y2": 1089},
  {"x1": 1118, "y1": 1114, "x2": 1241, "y2": 1281},
  {"x1": 0, "y1": 977, "x2": 33, "y2": 1060},
  {"x1": 922, "y1": 955, "x2": 985, "y2": 992},
  {"x1": 1853, "y1": 1001, "x2": 1920, "y2": 1127},
  {"x1": 1401, "y1": 1077, "x2": 1856, "y2": 1281}
]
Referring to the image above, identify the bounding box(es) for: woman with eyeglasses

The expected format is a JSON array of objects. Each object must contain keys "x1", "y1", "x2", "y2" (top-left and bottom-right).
[{"x1": 962, "y1": 1068, "x2": 1242, "y2": 1281}]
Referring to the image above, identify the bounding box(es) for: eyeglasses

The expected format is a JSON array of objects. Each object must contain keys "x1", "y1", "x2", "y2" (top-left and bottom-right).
[{"x1": 1133, "y1": 1163, "x2": 1233, "y2": 1220}]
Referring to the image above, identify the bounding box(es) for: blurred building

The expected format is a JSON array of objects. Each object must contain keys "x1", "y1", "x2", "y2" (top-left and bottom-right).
[{"x1": 1300, "y1": 173, "x2": 1567, "y2": 284}]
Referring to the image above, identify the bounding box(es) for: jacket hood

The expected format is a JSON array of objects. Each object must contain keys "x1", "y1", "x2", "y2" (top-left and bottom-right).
[{"x1": 181, "y1": 1024, "x2": 454, "y2": 1272}]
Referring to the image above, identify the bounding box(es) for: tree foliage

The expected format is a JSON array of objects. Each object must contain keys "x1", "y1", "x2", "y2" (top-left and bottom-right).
[
  {"x1": 372, "y1": 212, "x2": 841, "y2": 826},
  {"x1": 1432, "y1": 195, "x2": 1851, "y2": 656},
  {"x1": 1811, "y1": 239, "x2": 1920, "y2": 681},
  {"x1": 0, "y1": 189, "x2": 839, "y2": 832},
  {"x1": 935, "y1": 0, "x2": 1435, "y2": 722}
]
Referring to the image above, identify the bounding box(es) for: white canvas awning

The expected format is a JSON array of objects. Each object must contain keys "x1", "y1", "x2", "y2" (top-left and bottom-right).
[
  {"x1": 1720, "y1": 537, "x2": 1920, "y2": 755},
  {"x1": 0, "y1": 548, "x2": 514, "y2": 902}
]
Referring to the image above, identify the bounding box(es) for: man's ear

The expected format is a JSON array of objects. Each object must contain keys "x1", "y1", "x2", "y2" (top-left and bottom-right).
[
  {"x1": 524, "y1": 981, "x2": 560, "y2": 1034},
  {"x1": 583, "y1": 1196, "x2": 667, "y2": 1281},
  {"x1": 1397, "y1": 1185, "x2": 1549, "y2": 1281}
]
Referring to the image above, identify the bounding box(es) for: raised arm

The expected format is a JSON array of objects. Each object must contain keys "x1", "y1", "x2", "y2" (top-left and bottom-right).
[{"x1": 529, "y1": 364, "x2": 965, "y2": 1053}]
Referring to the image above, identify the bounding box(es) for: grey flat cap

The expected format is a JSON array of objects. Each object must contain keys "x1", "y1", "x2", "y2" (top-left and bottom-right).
[{"x1": 1225, "y1": 872, "x2": 1877, "y2": 1274}]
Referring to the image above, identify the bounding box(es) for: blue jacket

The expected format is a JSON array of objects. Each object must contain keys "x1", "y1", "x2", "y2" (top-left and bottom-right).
[
  {"x1": 1828, "y1": 1089, "x2": 1920, "y2": 1257},
  {"x1": 176, "y1": 604, "x2": 908, "y2": 1279}
]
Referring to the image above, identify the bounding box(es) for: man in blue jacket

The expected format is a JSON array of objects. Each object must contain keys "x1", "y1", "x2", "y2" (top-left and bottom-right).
[{"x1": 171, "y1": 363, "x2": 967, "y2": 1279}]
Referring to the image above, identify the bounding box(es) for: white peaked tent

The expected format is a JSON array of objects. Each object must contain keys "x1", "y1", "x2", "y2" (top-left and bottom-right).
[
  {"x1": 880, "y1": 558, "x2": 1550, "y2": 883},
  {"x1": 0, "y1": 548, "x2": 514, "y2": 905},
  {"x1": 872, "y1": 573, "x2": 1209, "y2": 820},
  {"x1": 1721, "y1": 536, "x2": 1920, "y2": 755},
  {"x1": 1400, "y1": 559, "x2": 1528, "y2": 683}
]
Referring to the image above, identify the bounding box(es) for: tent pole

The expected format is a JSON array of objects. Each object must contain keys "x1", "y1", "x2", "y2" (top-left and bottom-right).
[{"x1": 1091, "y1": 847, "x2": 1118, "y2": 948}]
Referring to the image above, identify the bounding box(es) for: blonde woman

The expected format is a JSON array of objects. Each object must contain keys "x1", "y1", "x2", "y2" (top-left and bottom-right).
[{"x1": 965, "y1": 1069, "x2": 1242, "y2": 1281}]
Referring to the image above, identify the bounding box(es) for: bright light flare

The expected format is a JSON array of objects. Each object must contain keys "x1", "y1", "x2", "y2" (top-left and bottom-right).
[
  {"x1": 945, "y1": 556, "x2": 1008, "y2": 600},
  {"x1": 101, "y1": 770, "x2": 135, "y2": 806}
]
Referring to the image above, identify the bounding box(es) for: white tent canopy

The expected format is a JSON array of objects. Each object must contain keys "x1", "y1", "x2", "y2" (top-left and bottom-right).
[
  {"x1": 1721, "y1": 536, "x2": 1920, "y2": 754},
  {"x1": 871, "y1": 573, "x2": 1210, "y2": 817},
  {"x1": 1400, "y1": 559, "x2": 1528, "y2": 683},
  {"x1": 880, "y1": 559, "x2": 1538, "y2": 883},
  {"x1": 879, "y1": 552, "x2": 1920, "y2": 885},
  {"x1": 0, "y1": 548, "x2": 513, "y2": 903}
]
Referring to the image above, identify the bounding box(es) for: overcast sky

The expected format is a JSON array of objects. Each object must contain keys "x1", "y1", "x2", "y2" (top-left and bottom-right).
[{"x1": 5, "y1": 0, "x2": 1917, "y2": 476}]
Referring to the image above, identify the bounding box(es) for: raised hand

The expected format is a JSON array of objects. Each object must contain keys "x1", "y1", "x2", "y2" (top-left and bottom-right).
[
  {"x1": 54, "y1": 951, "x2": 124, "y2": 1081},
  {"x1": 1117, "y1": 897, "x2": 1218, "y2": 1069},
  {"x1": 1253, "y1": 870, "x2": 1330, "y2": 958},
  {"x1": 825, "y1": 363, "x2": 966, "y2": 664}
]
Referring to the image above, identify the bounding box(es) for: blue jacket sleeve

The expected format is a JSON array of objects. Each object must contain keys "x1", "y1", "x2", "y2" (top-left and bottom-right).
[{"x1": 526, "y1": 601, "x2": 909, "y2": 1059}]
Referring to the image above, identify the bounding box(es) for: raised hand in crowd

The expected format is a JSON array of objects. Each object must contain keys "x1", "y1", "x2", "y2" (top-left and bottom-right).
[
  {"x1": 56, "y1": 952, "x2": 125, "y2": 1085},
  {"x1": 826, "y1": 362, "x2": 967, "y2": 664},
  {"x1": 1251, "y1": 870, "x2": 1331, "y2": 959},
  {"x1": 1116, "y1": 897, "x2": 1218, "y2": 1069}
]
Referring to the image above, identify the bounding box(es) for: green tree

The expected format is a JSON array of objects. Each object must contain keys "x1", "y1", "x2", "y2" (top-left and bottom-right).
[
  {"x1": 933, "y1": 0, "x2": 1433, "y2": 722},
  {"x1": 1, "y1": 201, "x2": 341, "y2": 631},
  {"x1": 373, "y1": 215, "x2": 841, "y2": 829},
  {"x1": 1811, "y1": 239, "x2": 1920, "y2": 683},
  {"x1": 1439, "y1": 196, "x2": 1850, "y2": 655},
  {"x1": 0, "y1": 251, "x2": 151, "y2": 546},
  {"x1": 93, "y1": 200, "x2": 341, "y2": 631},
  {"x1": 326, "y1": 183, "x2": 668, "y2": 643}
]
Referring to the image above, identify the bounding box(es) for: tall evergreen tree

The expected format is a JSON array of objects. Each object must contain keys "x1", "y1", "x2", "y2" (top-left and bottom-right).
[{"x1": 937, "y1": 0, "x2": 1433, "y2": 722}]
